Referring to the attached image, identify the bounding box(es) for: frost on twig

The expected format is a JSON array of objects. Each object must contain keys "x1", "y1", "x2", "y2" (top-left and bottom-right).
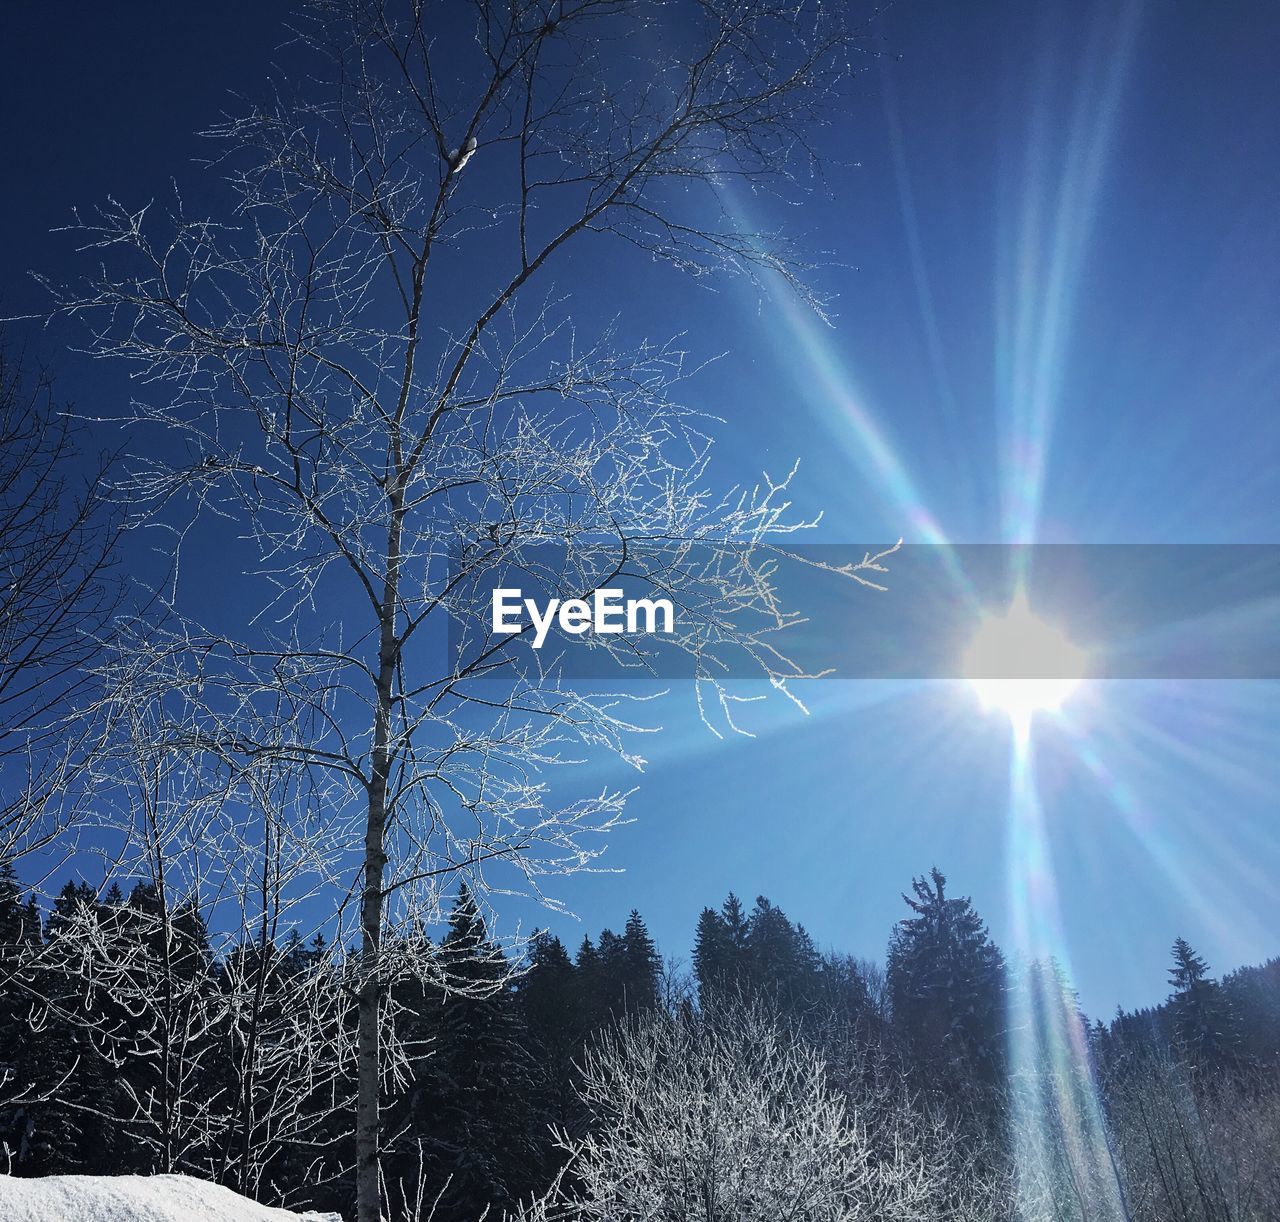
[{"x1": 36, "y1": 1, "x2": 890, "y2": 1214}]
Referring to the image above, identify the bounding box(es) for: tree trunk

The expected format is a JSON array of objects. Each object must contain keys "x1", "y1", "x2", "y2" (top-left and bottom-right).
[
  {"x1": 356, "y1": 806, "x2": 385, "y2": 1222},
  {"x1": 357, "y1": 505, "x2": 404, "y2": 1222}
]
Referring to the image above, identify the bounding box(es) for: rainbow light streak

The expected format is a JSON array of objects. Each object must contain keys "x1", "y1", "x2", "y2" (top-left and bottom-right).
[
  {"x1": 1059, "y1": 706, "x2": 1246, "y2": 954},
  {"x1": 992, "y1": 3, "x2": 1144, "y2": 1207},
  {"x1": 995, "y1": 2, "x2": 1144, "y2": 560},
  {"x1": 1005, "y1": 725, "x2": 1128, "y2": 1215},
  {"x1": 717, "y1": 184, "x2": 976, "y2": 609}
]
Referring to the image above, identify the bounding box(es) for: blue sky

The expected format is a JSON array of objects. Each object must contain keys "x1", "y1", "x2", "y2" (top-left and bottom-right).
[{"x1": 2, "y1": 0, "x2": 1278, "y2": 1019}]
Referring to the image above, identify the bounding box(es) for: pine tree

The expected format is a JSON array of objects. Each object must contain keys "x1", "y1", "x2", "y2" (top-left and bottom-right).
[
  {"x1": 518, "y1": 932, "x2": 582, "y2": 1133},
  {"x1": 886, "y1": 868, "x2": 1006, "y2": 1103},
  {"x1": 45, "y1": 880, "x2": 98, "y2": 943},
  {"x1": 620, "y1": 910, "x2": 660, "y2": 1015},
  {"x1": 1168, "y1": 937, "x2": 1237, "y2": 1069},
  {"x1": 3, "y1": 874, "x2": 126, "y2": 1176},
  {"x1": 0, "y1": 859, "x2": 42, "y2": 1169},
  {"x1": 693, "y1": 906, "x2": 732, "y2": 1004},
  {"x1": 693, "y1": 893, "x2": 752, "y2": 1005},
  {"x1": 0, "y1": 861, "x2": 40, "y2": 952},
  {"x1": 575, "y1": 934, "x2": 607, "y2": 1033},
  {"x1": 594, "y1": 928, "x2": 627, "y2": 1019},
  {"x1": 1221, "y1": 956, "x2": 1280, "y2": 1066},
  {"x1": 1169, "y1": 937, "x2": 1210, "y2": 993},
  {"x1": 279, "y1": 927, "x2": 309, "y2": 976},
  {"x1": 722, "y1": 892, "x2": 750, "y2": 951},
  {"x1": 391, "y1": 887, "x2": 541, "y2": 1220},
  {"x1": 744, "y1": 896, "x2": 820, "y2": 1011}
]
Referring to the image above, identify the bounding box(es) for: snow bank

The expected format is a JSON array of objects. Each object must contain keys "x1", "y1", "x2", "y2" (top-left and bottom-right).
[{"x1": 0, "y1": 1173, "x2": 343, "y2": 1221}]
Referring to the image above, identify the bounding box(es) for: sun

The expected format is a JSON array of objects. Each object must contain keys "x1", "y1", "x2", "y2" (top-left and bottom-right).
[{"x1": 963, "y1": 590, "x2": 1086, "y2": 729}]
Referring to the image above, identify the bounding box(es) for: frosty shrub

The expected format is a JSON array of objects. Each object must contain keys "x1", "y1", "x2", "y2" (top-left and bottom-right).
[
  {"x1": 1101, "y1": 1044, "x2": 1280, "y2": 1222},
  {"x1": 512, "y1": 1001, "x2": 949, "y2": 1222}
]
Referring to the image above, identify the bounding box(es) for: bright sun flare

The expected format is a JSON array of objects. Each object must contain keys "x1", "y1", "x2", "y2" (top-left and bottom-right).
[{"x1": 963, "y1": 590, "x2": 1086, "y2": 727}]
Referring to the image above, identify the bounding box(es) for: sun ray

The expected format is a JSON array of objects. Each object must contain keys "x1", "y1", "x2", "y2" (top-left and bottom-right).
[
  {"x1": 995, "y1": 0, "x2": 1144, "y2": 552},
  {"x1": 714, "y1": 185, "x2": 981, "y2": 609}
]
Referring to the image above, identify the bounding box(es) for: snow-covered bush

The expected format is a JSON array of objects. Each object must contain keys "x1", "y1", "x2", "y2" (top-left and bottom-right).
[{"x1": 511, "y1": 1001, "x2": 955, "y2": 1221}]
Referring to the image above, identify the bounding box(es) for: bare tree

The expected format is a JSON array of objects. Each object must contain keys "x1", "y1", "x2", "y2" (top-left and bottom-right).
[
  {"x1": 44, "y1": 1, "x2": 891, "y2": 1214},
  {"x1": 0, "y1": 345, "x2": 122, "y2": 1164},
  {"x1": 0, "y1": 345, "x2": 121, "y2": 863},
  {"x1": 25, "y1": 644, "x2": 352, "y2": 1201}
]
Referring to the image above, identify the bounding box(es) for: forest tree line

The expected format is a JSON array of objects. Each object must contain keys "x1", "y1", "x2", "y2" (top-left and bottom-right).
[{"x1": 3, "y1": 861, "x2": 1279, "y2": 1220}]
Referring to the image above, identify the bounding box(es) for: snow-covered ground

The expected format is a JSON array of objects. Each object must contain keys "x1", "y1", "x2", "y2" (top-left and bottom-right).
[{"x1": 0, "y1": 1173, "x2": 343, "y2": 1221}]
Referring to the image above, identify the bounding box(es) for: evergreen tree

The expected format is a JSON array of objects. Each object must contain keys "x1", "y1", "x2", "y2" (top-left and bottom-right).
[
  {"x1": 744, "y1": 896, "x2": 821, "y2": 1011},
  {"x1": 518, "y1": 933, "x2": 582, "y2": 1131},
  {"x1": 574, "y1": 934, "x2": 608, "y2": 1033},
  {"x1": 45, "y1": 880, "x2": 98, "y2": 943},
  {"x1": 0, "y1": 860, "x2": 41, "y2": 1170},
  {"x1": 886, "y1": 868, "x2": 1006, "y2": 1103},
  {"x1": 279, "y1": 927, "x2": 309, "y2": 977},
  {"x1": 619, "y1": 910, "x2": 660, "y2": 1015},
  {"x1": 575, "y1": 922, "x2": 656, "y2": 1024},
  {"x1": 693, "y1": 906, "x2": 732, "y2": 1003},
  {"x1": 692, "y1": 892, "x2": 751, "y2": 1005},
  {"x1": 8, "y1": 856, "x2": 1280, "y2": 1209},
  {"x1": 1168, "y1": 937, "x2": 1237, "y2": 1069},
  {"x1": 722, "y1": 892, "x2": 750, "y2": 956},
  {"x1": 594, "y1": 928, "x2": 627, "y2": 1018},
  {"x1": 1221, "y1": 956, "x2": 1280, "y2": 1068},
  {"x1": 4, "y1": 874, "x2": 125, "y2": 1176},
  {"x1": 0, "y1": 861, "x2": 40, "y2": 953},
  {"x1": 1169, "y1": 937, "x2": 1210, "y2": 993},
  {"x1": 307, "y1": 931, "x2": 329, "y2": 971},
  {"x1": 390, "y1": 887, "x2": 541, "y2": 1220}
]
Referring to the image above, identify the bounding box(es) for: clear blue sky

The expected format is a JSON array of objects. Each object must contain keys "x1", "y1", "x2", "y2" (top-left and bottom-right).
[{"x1": 2, "y1": 0, "x2": 1277, "y2": 1019}]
